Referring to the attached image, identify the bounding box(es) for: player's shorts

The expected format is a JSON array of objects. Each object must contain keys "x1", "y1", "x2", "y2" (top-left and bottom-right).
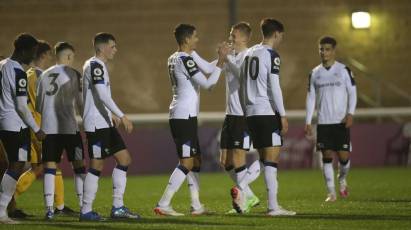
[
  {"x1": 86, "y1": 127, "x2": 126, "y2": 159},
  {"x1": 220, "y1": 115, "x2": 251, "y2": 150},
  {"x1": 246, "y1": 115, "x2": 282, "y2": 149},
  {"x1": 317, "y1": 123, "x2": 351, "y2": 152},
  {"x1": 30, "y1": 129, "x2": 42, "y2": 164},
  {"x1": 0, "y1": 128, "x2": 31, "y2": 163},
  {"x1": 42, "y1": 132, "x2": 84, "y2": 163},
  {"x1": 169, "y1": 116, "x2": 201, "y2": 159}
]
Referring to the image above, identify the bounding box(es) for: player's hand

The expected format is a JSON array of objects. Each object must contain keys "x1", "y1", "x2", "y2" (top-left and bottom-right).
[
  {"x1": 35, "y1": 129, "x2": 46, "y2": 141},
  {"x1": 304, "y1": 124, "x2": 313, "y2": 137},
  {"x1": 112, "y1": 115, "x2": 121, "y2": 128},
  {"x1": 343, "y1": 114, "x2": 354, "y2": 128},
  {"x1": 121, "y1": 116, "x2": 133, "y2": 134},
  {"x1": 217, "y1": 42, "x2": 230, "y2": 61},
  {"x1": 280, "y1": 117, "x2": 288, "y2": 135}
]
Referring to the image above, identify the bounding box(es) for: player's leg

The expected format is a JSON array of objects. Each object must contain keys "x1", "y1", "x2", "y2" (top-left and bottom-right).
[
  {"x1": 108, "y1": 128, "x2": 139, "y2": 220},
  {"x1": 336, "y1": 123, "x2": 351, "y2": 198},
  {"x1": 321, "y1": 150, "x2": 337, "y2": 202},
  {"x1": 0, "y1": 129, "x2": 31, "y2": 224},
  {"x1": 80, "y1": 130, "x2": 106, "y2": 221},
  {"x1": 59, "y1": 132, "x2": 86, "y2": 214},
  {"x1": 42, "y1": 134, "x2": 65, "y2": 220},
  {"x1": 317, "y1": 124, "x2": 338, "y2": 202},
  {"x1": 220, "y1": 149, "x2": 237, "y2": 182},
  {"x1": 15, "y1": 131, "x2": 42, "y2": 198},
  {"x1": 232, "y1": 148, "x2": 260, "y2": 209},
  {"x1": 155, "y1": 118, "x2": 196, "y2": 216}
]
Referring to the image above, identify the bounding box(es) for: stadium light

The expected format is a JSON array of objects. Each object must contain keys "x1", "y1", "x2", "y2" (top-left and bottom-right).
[{"x1": 351, "y1": 11, "x2": 371, "y2": 29}]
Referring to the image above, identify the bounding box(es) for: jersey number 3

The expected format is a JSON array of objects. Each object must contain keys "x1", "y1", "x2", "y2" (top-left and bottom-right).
[{"x1": 46, "y1": 73, "x2": 59, "y2": 96}]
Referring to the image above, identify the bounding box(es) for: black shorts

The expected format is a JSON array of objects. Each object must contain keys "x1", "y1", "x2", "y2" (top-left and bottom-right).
[
  {"x1": 220, "y1": 115, "x2": 251, "y2": 150},
  {"x1": 86, "y1": 127, "x2": 126, "y2": 159},
  {"x1": 42, "y1": 132, "x2": 84, "y2": 163},
  {"x1": 246, "y1": 115, "x2": 282, "y2": 149},
  {"x1": 0, "y1": 128, "x2": 31, "y2": 163},
  {"x1": 169, "y1": 117, "x2": 201, "y2": 159},
  {"x1": 317, "y1": 123, "x2": 351, "y2": 152}
]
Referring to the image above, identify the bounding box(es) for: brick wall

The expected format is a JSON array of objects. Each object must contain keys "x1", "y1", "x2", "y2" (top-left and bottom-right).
[{"x1": 0, "y1": 0, "x2": 409, "y2": 113}]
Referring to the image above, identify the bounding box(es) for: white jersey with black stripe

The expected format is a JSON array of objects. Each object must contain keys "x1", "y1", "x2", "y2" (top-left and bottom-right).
[
  {"x1": 305, "y1": 61, "x2": 357, "y2": 125},
  {"x1": 241, "y1": 44, "x2": 286, "y2": 117},
  {"x1": 168, "y1": 51, "x2": 222, "y2": 119},
  {"x1": 0, "y1": 58, "x2": 39, "y2": 132},
  {"x1": 82, "y1": 56, "x2": 124, "y2": 132},
  {"x1": 224, "y1": 50, "x2": 247, "y2": 116},
  {"x1": 36, "y1": 64, "x2": 82, "y2": 134}
]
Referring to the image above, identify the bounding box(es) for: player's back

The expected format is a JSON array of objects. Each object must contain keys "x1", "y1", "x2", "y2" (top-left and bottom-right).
[
  {"x1": 242, "y1": 44, "x2": 277, "y2": 116},
  {"x1": 37, "y1": 64, "x2": 80, "y2": 134},
  {"x1": 0, "y1": 58, "x2": 28, "y2": 131},
  {"x1": 168, "y1": 51, "x2": 200, "y2": 119}
]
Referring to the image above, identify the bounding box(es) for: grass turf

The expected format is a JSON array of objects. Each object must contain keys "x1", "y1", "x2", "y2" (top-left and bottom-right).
[{"x1": 2, "y1": 167, "x2": 411, "y2": 230}]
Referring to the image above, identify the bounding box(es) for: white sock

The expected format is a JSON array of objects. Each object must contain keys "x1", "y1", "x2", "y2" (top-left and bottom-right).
[
  {"x1": 158, "y1": 166, "x2": 188, "y2": 207},
  {"x1": 112, "y1": 166, "x2": 127, "y2": 208},
  {"x1": 263, "y1": 163, "x2": 278, "y2": 211},
  {"x1": 81, "y1": 169, "x2": 100, "y2": 214},
  {"x1": 238, "y1": 161, "x2": 261, "y2": 191},
  {"x1": 235, "y1": 166, "x2": 253, "y2": 198},
  {"x1": 0, "y1": 171, "x2": 18, "y2": 217},
  {"x1": 323, "y1": 162, "x2": 336, "y2": 194},
  {"x1": 338, "y1": 160, "x2": 350, "y2": 184},
  {"x1": 187, "y1": 171, "x2": 201, "y2": 209},
  {"x1": 44, "y1": 168, "x2": 56, "y2": 211},
  {"x1": 74, "y1": 173, "x2": 86, "y2": 208}
]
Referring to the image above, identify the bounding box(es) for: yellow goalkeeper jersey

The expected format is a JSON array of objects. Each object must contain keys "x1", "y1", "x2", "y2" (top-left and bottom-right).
[{"x1": 26, "y1": 67, "x2": 42, "y2": 125}]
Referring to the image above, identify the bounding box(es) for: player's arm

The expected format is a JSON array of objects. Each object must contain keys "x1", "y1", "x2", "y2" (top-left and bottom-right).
[
  {"x1": 191, "y1": 51, "x2": 217, "y2": 75},
  {"x1": 66, "y1": 67, "x2": 84, "y2": 117},
  {"x1": 183, "y1": 56, "x2": 221, "y2": 90},
  {"x1": 89, "y1": 64, "x2": 133, "y2": 133},
  {"x1": 343, "y1": 66, "x2": 357, "y2": 128},
  {"x1": 14, "y1": 69, "x2": 42, "y2": 135},
  {"x1": 225, "y1": 55, "x2": 242, "y2": 78},
  {"x1": 305, "y1": 72, "x2": 316, "y2": 136},
  {"x1": 267, "y1": 52, "x2": 288, "y2": 134},
  {"x1": 238, "y1": 62, "x2": 246, "y2": 114}
]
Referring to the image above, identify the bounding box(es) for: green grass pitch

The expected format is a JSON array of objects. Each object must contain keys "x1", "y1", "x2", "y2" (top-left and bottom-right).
[{"x1": 2, "y1": 167, "x2": 411, "y2": 230}]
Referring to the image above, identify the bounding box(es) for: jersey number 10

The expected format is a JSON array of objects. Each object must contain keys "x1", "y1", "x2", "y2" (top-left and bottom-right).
[{"x1": 244, "y1": 56, "x2": 259, "y2": 80}]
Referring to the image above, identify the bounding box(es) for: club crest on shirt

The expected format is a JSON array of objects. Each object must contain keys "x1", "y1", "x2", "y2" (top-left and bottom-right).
[
  {"x1": 274, "y1": 57, "x2": 281, "y2": 66},
  {"x1": 93, "y1": 67, "x2": 103, "y2": 77},
  {"x1": 18, "y1": 78, "x2": 27, "y2": 87}
]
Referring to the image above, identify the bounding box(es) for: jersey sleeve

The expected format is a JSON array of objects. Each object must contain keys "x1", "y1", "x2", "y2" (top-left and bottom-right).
[
  {"x1": 305, "y1": 71, "x2": 316, "y2": 124},
  {"x1": 191, "y1": 51, "x2": 215, "y2": 74},
  {"x1": 90, "y1": 61, "x2": 105, "y2": 85},
  {"x1": 343, "y1": 66, "x2": 357, "y2": 115},
  {"x1": 181, "y1": 56, "x2": 200, "y2": 78},
  {"x1": 268, "y1": 50, "x2": 281, "y2": 75},
  {"x1": 266, "y1": 51, "x2": 286, "y2": 116},
  {"x1": 13, "y1": 68, "x2": 40, "y2": 132},
  {"x1": 15, "y1": 68, "x2": 28, "y2": 96}
]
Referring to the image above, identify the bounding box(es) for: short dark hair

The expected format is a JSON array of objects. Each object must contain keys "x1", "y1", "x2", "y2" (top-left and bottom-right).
[
  {"x1": 54, "y1": 42, "x2": 75, "y2": 55},
  {"x1": 174, "y1": 24, "x2": 196, "y2": 46},
  {"x1": 13, "y1": 33, "x2": 38, "y2": 52},
  {"x1": 232, "y1": 22, "x2": 252, "y2": 38},
  {"x1": 34, "y1": 40, "x2": 51, "y2": 60},
  {"x1": 94, "y1": 32, "x2": 116, "y2": 48},
  {"x1": 319, "y1": 36, "x2": 337, "y2": 48},
  {"x1": 261, "y1": 18, "x2": 284, "y2": 38}
]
